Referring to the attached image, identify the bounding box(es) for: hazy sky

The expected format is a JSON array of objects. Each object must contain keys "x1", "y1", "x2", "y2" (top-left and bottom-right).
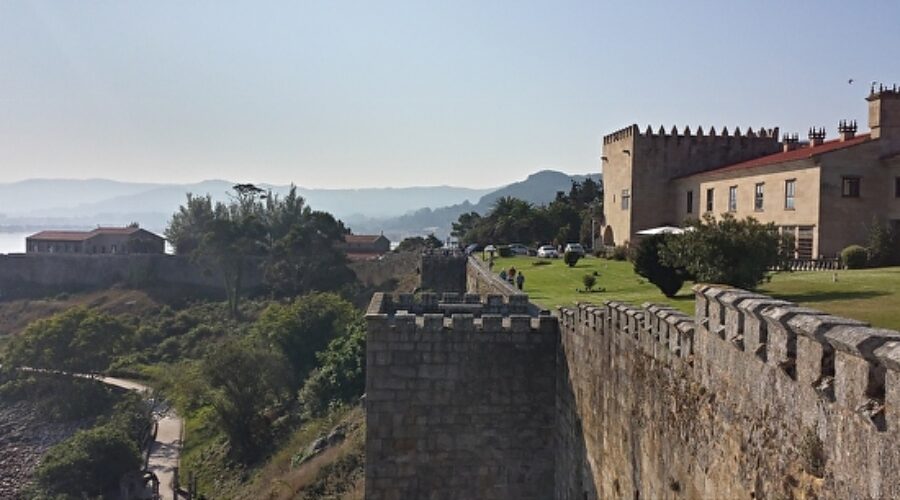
[{"x1": 1, "y1": 1, "x2": 898, "y2": 188}]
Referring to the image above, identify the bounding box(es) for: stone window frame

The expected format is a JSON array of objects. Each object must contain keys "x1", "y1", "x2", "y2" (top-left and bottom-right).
[
  {"x1": 621, "y1": 189, "x2": 630, "y2": 210},
  {"x1": 686, "y1": 190, "x2": 693, "y2": 214},
  {"x1": 785, "y1": 179, "x2": 796, "y2": 210},
  {"x1": 706, "y1": 188, "x2": 714, "y2": 213},
  {"x1": 728, "y1": 185, "x2": 737, "y2": 212},
  {"x1": 842, "y1": 176, "x2": 861, "y2": 198},
  {"x1": 754, "y1": 182, "x2": 764, "y2": 212}
]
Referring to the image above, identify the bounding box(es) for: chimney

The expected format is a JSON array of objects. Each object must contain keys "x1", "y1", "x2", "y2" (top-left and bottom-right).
[
  {"x1": 838, "y1": 119, "x2": 858, "y2": 141},
  {"x1": 782, "y1": 133, "x2": 801, "y2": 152},
  {"x1": 867, "y1": 83, "x2": 900, "y2": 140},
  {"x1": 808, "y1": 127, "x2": 826, "y2": 147}
]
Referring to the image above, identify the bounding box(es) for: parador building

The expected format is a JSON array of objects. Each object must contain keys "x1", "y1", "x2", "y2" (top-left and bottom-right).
[{"x1": 599, "y1": 86, "x2": 900, "y2": 259}]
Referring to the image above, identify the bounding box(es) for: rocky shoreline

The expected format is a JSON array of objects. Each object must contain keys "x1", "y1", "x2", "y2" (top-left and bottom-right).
[{"x1": 0, "y1": 400, "x2": 92, "y2": 498}]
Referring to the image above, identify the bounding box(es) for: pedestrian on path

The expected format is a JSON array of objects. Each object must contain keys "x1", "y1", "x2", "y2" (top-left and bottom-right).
[{"x1": 516, "y1": 272, "x2": 525, "y2": 290}]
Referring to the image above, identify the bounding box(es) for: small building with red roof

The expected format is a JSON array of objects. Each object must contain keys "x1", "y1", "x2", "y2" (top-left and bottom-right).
[
  {"x1": 599, "y1": 87, "x2": 900, "y2": 258},
  {"x1": 337, "y1": 233, "x2": 391, "y2": 261},
  {"x1": 26, "y1": 225, "x2": 165, "y2": 255}
]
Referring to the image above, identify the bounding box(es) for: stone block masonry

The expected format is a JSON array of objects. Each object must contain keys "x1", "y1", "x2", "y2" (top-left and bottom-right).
[
  {"x1": 557, "y1": 286, "x2": 900, "y2": 499},
  {"x1": 365, "y1": 292, "x2": 558, "y2": 500},
  {"x1": 367, "y1": 255, "x2": 900, "y2": 499}
]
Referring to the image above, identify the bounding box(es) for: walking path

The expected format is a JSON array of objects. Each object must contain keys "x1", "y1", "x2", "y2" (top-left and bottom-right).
[{"x1": 98, "y1": 376, "x2": 184, "y2": 500}]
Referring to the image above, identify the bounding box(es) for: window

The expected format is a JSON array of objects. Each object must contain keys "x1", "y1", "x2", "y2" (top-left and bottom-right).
[
  {"x1": 706, "y1": 188, "x2": 714, "y2": 212},
  {"x1": 621, "y1": 189, "x2": 630, "y2": 210},
  {"x1": 785, "y1": 179, "x2": 796, "y2": 209},
  {"x1": 754, "y1": 183, "x2": 764, "y2": 211},
  {"x1": 686, "y1": 190, "x2": 693, "y2": 214},
  {"x1": 728, "y1": 186, "x2": 737, "y2": 212},
  {"x1": 895, "y1": 177, "x2": 900, "y2": 198},
  {"x1": 842, "y1": 176, "x2": 860, "y2": 198}
]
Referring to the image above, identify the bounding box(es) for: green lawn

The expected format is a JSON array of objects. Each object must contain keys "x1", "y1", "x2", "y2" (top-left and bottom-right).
[{"x1": 488, "y1": 256, "x2": 900, "y2": 330}]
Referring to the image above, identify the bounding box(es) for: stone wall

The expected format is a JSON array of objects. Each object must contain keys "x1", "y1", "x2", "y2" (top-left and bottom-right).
[
  {"x1": 365, "y1": 292, "x2": 558, "y2": 500},
  {"x1": 420, "y1": 251, "x2": 467, "y2": 293},
  {"x1": 466, "y1": 257, "x2": 520, "y2": 297},
  {"x1": 556, "y1": 286, "x2": 900, "y2": 499},
  {"x1": 0, "y1": 254, "x2": 264, "y2": 298}
]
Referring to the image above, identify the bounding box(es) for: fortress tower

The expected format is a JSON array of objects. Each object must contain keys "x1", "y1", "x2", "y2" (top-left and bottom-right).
[{"x1": 600, "y1": 123, "x2": 781, "y2": 246}]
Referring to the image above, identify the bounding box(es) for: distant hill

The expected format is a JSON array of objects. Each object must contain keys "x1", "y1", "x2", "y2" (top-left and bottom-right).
[
  {"x1": 0, "y1": 179, "x2": 494, "y2": 232},
  {"x1": 346, "y1": 170, "x2": 601, "y2": 240},
  {"x1": 0, "y1": 171, "x2": 597, "y2": 238}
]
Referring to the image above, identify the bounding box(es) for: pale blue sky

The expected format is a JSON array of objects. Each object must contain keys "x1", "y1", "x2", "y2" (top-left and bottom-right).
[{"x1": 0, "y1": 1, "x2": 897, "y2": 188}]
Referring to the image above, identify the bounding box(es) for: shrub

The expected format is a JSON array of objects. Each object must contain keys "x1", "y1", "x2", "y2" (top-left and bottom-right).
[
  {"x1": 582, "y1": 274, "x2": 597, "y2": 291},
  {"x1": 497, "y1": 245, "x2": 512, "y2": 257},
  {"x1": 841, "y1": 245, "x2": 869, "y2": 269},
  {"x1": 564, "y1": 250, "x2": 581, "y2": 267},
  {"x1": 866, "y1": 218, "x2": 898, "y2": 267},
  {"x1": 610, "y1": 245, "x2": 629, "y2": 261},
  {"x1": 632, "y1": 235, "x2": 685, "y2": 297},
  {"x1": 298, "y1": 324, "x2": 366, "y2": 418},
  {"x1": 660, "y1": 214, "x2": 779, "y2": 289},
  {"x1": 33, "y1": 424, "x2": 142, "y2": 497}
]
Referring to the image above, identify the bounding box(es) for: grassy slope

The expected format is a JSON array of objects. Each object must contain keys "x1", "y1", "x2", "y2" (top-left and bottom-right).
[{"x1": 491, "y1": 256, "x2": 900, "y2": 330}]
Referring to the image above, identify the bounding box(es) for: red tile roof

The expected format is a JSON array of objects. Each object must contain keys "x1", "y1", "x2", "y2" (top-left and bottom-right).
[
  {"x1": 26, "y1": 231, "x2": 93, "y2": 241},
  {"x1": 679, "y1": 133, "x2": 873, "y2": 179},
  {"x1": 27, "y1": 226, "x2": 152, "y2": 241},
  {"x1": 343, "y1": 234, "x2": 386, "y2": 244}
]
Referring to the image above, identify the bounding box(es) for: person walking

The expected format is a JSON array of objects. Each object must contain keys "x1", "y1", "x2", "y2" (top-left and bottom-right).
[
  {"x1": 507, "y1": 267, "x2": 517, "y2": 284},
  {"x1": 499, "y1": 269, "x2": 507, "y2": 282},
  {"x1": 516, "y1": 272, "x2": 525, "y2": 290}
]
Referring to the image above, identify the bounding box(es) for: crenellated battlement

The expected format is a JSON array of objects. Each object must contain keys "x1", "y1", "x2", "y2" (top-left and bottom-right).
[
  {"x1": 366, "y1": 291, "x2": 533, "y2": 317},
  {"x1": 369, "y1": 257, "x2": 900, "y2": 499},
  {"x1": 603, "y1": 122, "x2": 781, "y2": 145}
]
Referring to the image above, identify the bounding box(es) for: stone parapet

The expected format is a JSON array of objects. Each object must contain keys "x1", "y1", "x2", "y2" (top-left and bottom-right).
[{"x1": 368, "y1": 291, "x2": 533, "y2": 317}]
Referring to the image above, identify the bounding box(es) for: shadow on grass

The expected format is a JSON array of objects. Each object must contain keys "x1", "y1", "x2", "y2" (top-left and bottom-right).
[{"x1": 764, "y1": 290, "x2": 890, "y2": 304}]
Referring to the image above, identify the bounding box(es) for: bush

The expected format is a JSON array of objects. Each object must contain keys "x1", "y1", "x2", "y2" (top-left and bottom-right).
[
  {"x1": 564, "y1": 250, "x2": 581, "y2": 267},
  {"x1": 32, "y1": 423, "x2": 143, "y2": 498},
  {"x1": 582, "y1": 274, "x2": 597, "y2": 291},
  {"x1": 610, "y1": 245, "x2": 629, "y2": 261},
  {"x1": 497, "y1": 245, "x2": 512, "y2": 257},
  {"x1": 866, "y1": 218, "x2": 898, "y2": 267},
  {"x1": 660, "y1": 214, "x2": 779, "y2": 289},
  {"x1": 841, "y1": 245, "x2": 869, "y2": 269},
  {"x1": 633, "y1": 235, "x2": 685, "y2": 298},
  {"x1": 298, "y1": 324, "x2": 366, "y2": 418}
]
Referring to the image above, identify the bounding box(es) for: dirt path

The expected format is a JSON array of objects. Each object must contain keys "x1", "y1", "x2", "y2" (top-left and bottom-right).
[{"x1": 98, "y1": 376, "x2": 184, "y2": 500}]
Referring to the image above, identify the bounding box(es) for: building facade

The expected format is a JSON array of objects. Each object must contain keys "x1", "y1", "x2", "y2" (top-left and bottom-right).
[
  {"x1": 337, "y1": 234, "x2": 391, "y2": 261},
  {"x1": 600, "y1": 88, "x2": 900, "y2": 258},
  {"x1": 25, "y1": 226, "x2": 165, "y2": 255}
]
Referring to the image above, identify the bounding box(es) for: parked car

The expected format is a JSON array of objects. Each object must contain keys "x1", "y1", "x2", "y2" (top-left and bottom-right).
[
  {"x1": 564, "y1": 243, "x2": 586, "y2": 257},
  {"x1": 508, "y1": 243, "x2": 530, "y2": 256},
  {"x1": 537, "y1": 245, "x2": 559, "y2": 258}
]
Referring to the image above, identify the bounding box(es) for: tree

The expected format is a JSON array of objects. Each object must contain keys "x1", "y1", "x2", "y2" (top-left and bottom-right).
[
  {"x1": 254, "y1": 292, "x2": 361, "y2": 384},
  {"x1": 582, "y1": 274, "x2": 597, "y2": 291},
  {"x1": 866, "y1": 217, "x2": 898, "y2": 267},
  {"x1": 202, "y1": 338, "x2": 290, "y2": 461},
  {"x1": 33, "y1": 424, "x2": 142, "y2": 498},
  {"x1": 166, "y1": 188, "x2": 267, "y2": 317},
  {"x1": 264, "y1": 208, "x2": 354, "y2": 297},
  {"x1": 298, "y1": 322, "x2": 366, "y2": 418},
  {"x1": 633, "y1": 234, "x2": 686, "y2": 297},
  {"x1": 660, "y1": 214, "x2": 779, "y2": 289},
  {"x1": 4, "y1": 308, "x2": 134, "y2": 374},
  {"x1": 167, "y1": 185, "x2": 355, "y2": 312},
  {"x1": 451, "y1": 212, "x2": 483, "y2": 243}
]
